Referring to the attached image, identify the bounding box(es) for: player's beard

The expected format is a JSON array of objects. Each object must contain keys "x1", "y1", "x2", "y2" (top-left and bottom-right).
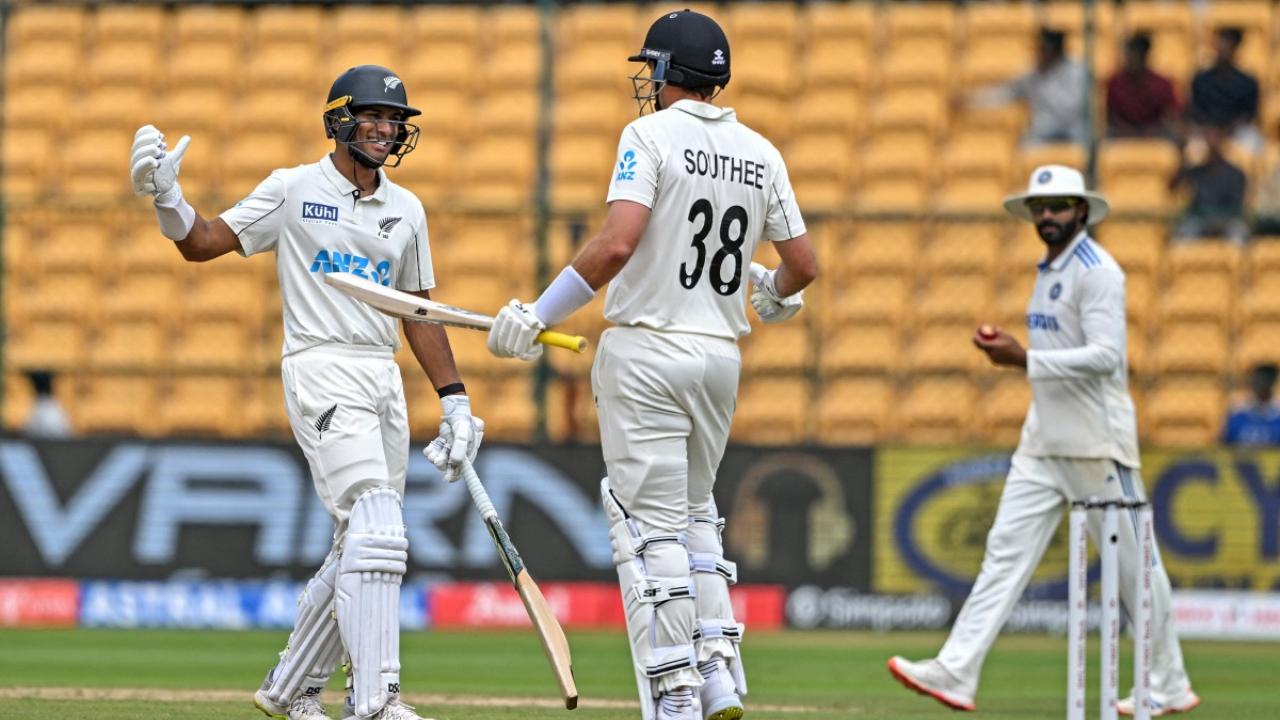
[{"x1": 1036, "y1": 216, "x2": 1081, "y2": 245}]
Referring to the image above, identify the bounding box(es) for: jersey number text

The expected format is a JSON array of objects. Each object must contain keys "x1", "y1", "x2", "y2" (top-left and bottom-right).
[{"x1": 681, "y1": 199, "x2": 747, "y2": 296}]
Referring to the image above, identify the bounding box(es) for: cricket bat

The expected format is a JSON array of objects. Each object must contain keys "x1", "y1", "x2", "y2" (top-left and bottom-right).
[
  {"x1": 459, "y1": 460, "x2": 579, "y2": 709},
  {"x1": 323, "y1": 271, "x2": 587, "y2": 353}
]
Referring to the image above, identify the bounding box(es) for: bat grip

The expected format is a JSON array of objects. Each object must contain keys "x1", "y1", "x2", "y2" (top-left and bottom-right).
[
  {"x1": 460, "y1": 461, "x2": 497, "y2": 521},
  {"x1": 535, "y1": 330, "x2": 589, "y2": 353}
]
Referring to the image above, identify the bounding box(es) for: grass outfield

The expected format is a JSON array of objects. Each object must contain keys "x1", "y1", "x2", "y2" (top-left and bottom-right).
[{"x1": 0, "y1": 629, "x2": 1272, "y2": 719}]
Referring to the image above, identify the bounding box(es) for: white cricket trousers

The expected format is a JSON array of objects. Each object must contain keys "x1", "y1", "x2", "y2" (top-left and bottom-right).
[
  {"x1": 937, "y1": 452, "x2": 1191, "y2": 697},
  {"x1": 591, "y1": 326, "x2": 741, "y2": 528},
  {"x1": 282, "y1": 343, "x2": 409, "y2": 536}
]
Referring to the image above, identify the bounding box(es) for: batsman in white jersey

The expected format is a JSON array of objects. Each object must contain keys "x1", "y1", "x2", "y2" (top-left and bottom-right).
[
  {"x1": 486, "y1": 11, "x2": 817, "y2": 720},
  {"x1": 888, "y1": 166, "x2": 1198, "y2": 717},
  {"x1": 129, "y1": 65, "x2": 484, "y2": 720}
]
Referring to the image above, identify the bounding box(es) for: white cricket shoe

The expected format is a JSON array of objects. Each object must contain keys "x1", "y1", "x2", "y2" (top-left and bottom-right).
[
  {"x1": 1118, "y1": 686, "x2": 1201, "y2": 716},
  {"x1": 698, "y1": 658, "x2": 744, "y2": 720},
  {"x1": 886, "y1": 656, "x2": 977, "y2": 712},
  {"x1": 341, "y1": 696, "x2": 436, "y2": 720},
  {"x1": 253, "y1": 689, "x2": 333, "y2": 720},
  {"x1": 657, "y1": 687, "x2": 703, "y2": 720}
]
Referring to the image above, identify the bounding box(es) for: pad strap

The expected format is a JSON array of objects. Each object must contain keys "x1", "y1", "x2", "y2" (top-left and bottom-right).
[{"x1": 689, "y1": 552, "x2": 738, "y2": 584}]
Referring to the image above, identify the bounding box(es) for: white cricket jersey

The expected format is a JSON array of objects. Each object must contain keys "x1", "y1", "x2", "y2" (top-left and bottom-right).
[
  {"x1": 604, "y1": 99, "x2": 806, "y2": 340},
  {"x1": 220, "y1": 154, "x2": 434, "y2": 357},
  {"x1": 1020, "y1": 231, "x2": 1140, "y2": 467}
]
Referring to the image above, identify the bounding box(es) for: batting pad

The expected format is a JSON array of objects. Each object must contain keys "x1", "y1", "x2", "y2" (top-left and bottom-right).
[
  {"x1": 337, "y1": 486, "x2": 409, "y2": 718},
  {"x1": 263, "y1": 554, "x2": 344, "y2": 706},
  {"x1": 688, "y1": 514, "x2": 747, "y2": 696}
]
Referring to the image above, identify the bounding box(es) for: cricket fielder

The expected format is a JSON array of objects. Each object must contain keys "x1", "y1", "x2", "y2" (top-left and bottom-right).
[
  {"x1": 887, "y1": 166, "x2": 1198, "y2": 717},
  {"x1": 485, "y1": 10, "x2": 818, "y2": 720},
  {"x1": 130, "y1": 65, "x2": 483, "y2": 720}
]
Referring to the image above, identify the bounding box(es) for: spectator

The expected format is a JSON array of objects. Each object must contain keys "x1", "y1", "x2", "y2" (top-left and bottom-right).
[
  {"x1": 1222, "y1": 363, "x2": 1280, "y2": 446},
  {"x1": 1250, "y1": 120, "x2": 1280, "y2": 235},
  {"x1": 1169, "y1": 124, "x2": 1248, "y2": 244},
  {"x1": 1106, "y1": 33, "x2": 1181, "y2": 139},
  {"x1": 964, "y1": 28, "x2": 1088, "y2": 147},
  {"x1": 1189, "y1": 26, "x2": 1261, "y2": 152},
  {"x1": 22, "y1": 369, "x2": 72, "y2": 438}
]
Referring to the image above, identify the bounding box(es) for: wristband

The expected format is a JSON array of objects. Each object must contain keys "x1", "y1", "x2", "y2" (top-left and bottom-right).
[
  {"x1": 534, "y1": 266, "x2": 595, "y2": 326},
  {"x1": 155, "y1": 193, "x2": 195, "y2": 241},
  {"x1": 435, "y1": 382, "x2": 466, "y2": 398}
]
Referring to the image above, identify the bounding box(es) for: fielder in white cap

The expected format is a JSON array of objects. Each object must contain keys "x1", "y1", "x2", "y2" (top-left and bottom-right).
[{"x1": 886, "y1": 165, "x2": 1199, "y2": 717}]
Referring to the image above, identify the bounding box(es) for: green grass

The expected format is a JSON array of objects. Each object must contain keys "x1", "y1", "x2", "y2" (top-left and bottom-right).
[{"x1": 0, "y1": 628, "x2": 1273, "y2": 719}]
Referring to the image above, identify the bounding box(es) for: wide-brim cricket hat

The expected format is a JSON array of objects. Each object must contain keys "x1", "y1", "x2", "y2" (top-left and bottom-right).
[{"x1": 1002, "y1": 164, "x2": 1110, "y2": 225}]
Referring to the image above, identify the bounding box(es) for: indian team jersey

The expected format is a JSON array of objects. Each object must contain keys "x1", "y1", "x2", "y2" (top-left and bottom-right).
[
  {"x1": 220, "y1": 154, "x2": 434, "y2": 357},
  {"x1": 1020, "y1": 232, "x2": 1140, "y2": 467},
  {"x1": 605, "y1": 99, "x2": 805, "y2": 340}
]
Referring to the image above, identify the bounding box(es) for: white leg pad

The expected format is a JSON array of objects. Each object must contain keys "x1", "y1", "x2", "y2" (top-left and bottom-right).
[
  {"x1": 603, "y1": 480, "x2": 700, "y2": 720},
  {"x1": 689, "y1": 514, "x2": 747, "y2": 696},
  {"x1": 264, "y1": 554, "x2": 344, "y2": 706},
  {"x1": 336, "y1": 486, "x2": 408, "y2": 719}
]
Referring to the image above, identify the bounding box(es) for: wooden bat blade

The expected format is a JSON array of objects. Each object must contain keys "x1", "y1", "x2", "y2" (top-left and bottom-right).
[{"x1": 514, "y1": 568, "x2": 579, "y2": 709}]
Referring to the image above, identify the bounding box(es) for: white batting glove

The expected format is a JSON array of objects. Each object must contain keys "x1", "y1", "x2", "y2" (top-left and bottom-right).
[
  {"x1": 130, "y1": 124, "x2": 190, "y2": 206},
  {"x1": 749, "y1": 262, "x2": 804, "y2": 323},
  {"x1": 423, "y1": 394, "x2": 485, "y2": 483},
  {"x1": 487, "y1": 299, "x2": 545, "y2": 361}
]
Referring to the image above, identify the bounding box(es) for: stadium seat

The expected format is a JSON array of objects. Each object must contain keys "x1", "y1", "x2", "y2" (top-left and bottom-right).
[
  {"x1": 914, "y1": 276, "x2": 994, "y2": 328},
  {"x1": 839, "y1": 222, "x2": 921, "y2": 279},
  {"x1": 159, "y1": 375, "x2": 247, "y2": 438},
  {"x1": 6, "y1": 5, "x2": 87, "y2": 45},
  {"x1": 958, "y1": 38, "x2": 1035, "y2": 90},
  {"x1": 879, "y1": 39, "x2": 954, "y2": 89},
  {"x1": 93, "y1": 5, "x2": 166, "y2": 44},
  {"x1": 1152, "y1": 322, "x2": 1230, "y2": 375},
  {"x1": 787, "y1": 134, "x2": 855, "y2": 211},
  {"x1": 219, "y1": 130, "x2": 299, "y2": 198},
  {"x1": 332, "y1": 6, "x2": 405, "y2": 46},
  {"x1": 1102, "y1": 228, "x2": 1165, "y2": 278},
  {"x1": 1128, "y1": 330, "x2": 1150, "y2": 377},
  {"x1": 403, "y1": 44, "x2": 477, "y2": 95},
  {"x1": 6, "y1": 319, "x2": 85, "y2": 371},
  {"x1": 792, "y1": 91, "x2": 863, "y2": 140},
  {"x1": 326, "y1": 42, "x2": 406, "y2": 83},
  {"x1": 78, "y1": 375, "x2": 158, "y2": 436},
  {"x1": 728, "y1": 3, "x2": 799, "y2": 44},
  {"x1": 1235, "y1": 321, "x2": 1280, "y2": 373},
  {"x1": 819, "y1": 326, "x2": 901, "y2": 376},
  {"x1": 1018, "y1": 143, "x2": 1087, "y2": 179},
  {"x1": 897, "y1": 378, "x2": 978, "y2": 444},
  {"x1": 804, "y1": 2, "x2": 876, "y2": 45},
  {"x1": 1125, "y1": 272, "x2": 1156, "y2": 333},
  {"x1": 3, "y1": 128, "x2": 52, "y2": 197},
  {"x1": 171, "y1": 320, "x2": 252, "y2": 372},
  {"x1": 1167, "y1": 242, "x2": 1240, "y2": 280},
  {"x1": 1105, "y1": 175, "x2": 1176, "y2": 214},
  {"x1": 802, "y1": 41, "x2": 874, "y2": 93},
  {"x1": 935, "y1": 178, "x2": 1010, "y2": 215},
  {"x1": 1145, "y1": 379, "x2": 1225, "y2": 447},
  {"x1": 980, "y1": 376, "x2": 1031, "y2": 445},
  {"x1": 182, "y1": 273, "x2": 264, "y2": 325},
  {"x1": 815, "y1": 376, "x2": 895, "y2": 444},
  {"x1": 941, "y1": 138, "x2": 1015, "y2": 187},
  {"x1": 88, "y1": 41, "x2": 162, "y2": 89},
  {"x1": 251, "y1": 6, "x2": 324, "y2": 46},
  {"x1": 861, "y1": 133, "x2": 934, "y2": 184},
  {"x1": 476, "y1": 91, "x2": 540, "y2": 138},
  {"x1": 1098, "y1": 140, "x2": 1181, "y2": 185},
  {"x1": 733, "y1": 49, "x2": 796, "y2": 99},
  {"x1": 741, "y1": 324, "x2": 811, "y2": 375},
  {"x1": 457, "y1": 137, "x2": 536, "y2": 207},
  {"x1": 409, "y1": 5, "x2": 482, "y2": 46},
  {"x1": 165, "y1": 43, "x2": 241, "y2": 92},
  {"x1": 856, "y1": 178, "x2": 930, "y2": 214},
  {"x1": 1001, "y1": 224, "x2": 1048, "y2": 274},
  {"x1": 173, "y1": 5, "x2": 246, "y2": 45},
  {"x1": 1239, "y1": 272, "x2": 1280, "y2": 327},
  {"x1": 490, "y1": 5, "x2": 541, "y2": 46},
  {"x1": 1160, "y1": 274, "x2": 1234, "y2": 327},
  {"x1": 1247, "y1": 239, "x2": 1280, "y2": 279},
  {"x1": 156, "y1": 87, "x2": 231, "y2": 141},
  {"x1": 3, "y1": 372, "x2": 36, "y2": 430},
  {"x1": 550, "y1": 136, "x2": 613, "y2": 209},
  {"x1": 907, "y1": 326, "x2": 986, "y2": 374},
  {"x1": 922, "y1": 223, "x2": 1001, "y2": 276},
  {"x1": 481, "y1": 43, "x2": 541, "y2": 94},
  {"x1": 89, "y1": 319, "x2": 167, "y2": 372},
  {"x1": 468, "y1": 372, "x2": 536, "y2": 441},
  {"x1": 951, "y1": 105, "x2": 1026, "y2": 144},
  {"x1": 559, "y1": 4, "x2": 639, "y2": 46},
  {"x1": 553, "y1": 93, "x2": 631, "y2": 138},
  {"x1": 963, "y1": 3, "x2": 1036, "y2": 42},
  {"x1": 81, "y1": 86, "x2": 151, "y2": 136},
  {"x1": 868, "y1": 88, "x2": 948, "y2": 138},
  {"x1": 5, "y1": 41, "x2": 81, "y2": 90},
  {"x1": 18, "y1": 270, "x2": 98, "y2": 322},
  {"x1": 555, "y1": 41, "x2": 634, "y2": 96},
  {"x1": 101, "y1": 272, "x2": 179, "y2": 323},
  {"x1": 884, "y1": 3, "x2": 956, "y2": 44},
  {"x1": 732, "y1": 377, "x2": 809, "y2": 444},
  {"x1": 994, "y1": 272, "x2": 1036, "y2": 329},
  {"x1": 244, "y1": 376, "x2": 290, "y2": 438}
]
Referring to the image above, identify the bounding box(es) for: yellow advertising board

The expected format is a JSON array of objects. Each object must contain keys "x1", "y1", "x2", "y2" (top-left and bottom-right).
[{"x1": 875, "y1": 448, "x2": 1280, "y2": 594}]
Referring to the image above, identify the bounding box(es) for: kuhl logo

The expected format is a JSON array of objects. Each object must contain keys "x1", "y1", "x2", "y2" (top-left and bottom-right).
[
  {"x1": 301, "y1": 202, "x2": 339, "y2": 225},
  {"x1": 615, "y1": 150, "x2": 638, "y2": 181},
  {"x1": 309, "y1": 250, "x2": 393, "y2": 286}
]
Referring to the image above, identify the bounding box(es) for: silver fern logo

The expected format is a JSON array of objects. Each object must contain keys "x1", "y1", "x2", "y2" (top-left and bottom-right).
[
  {"x1": 378, "y1": 216, "x2": 402, "y2": 240},
  {"x1": 315, "y1": 404, "x2": 337, "y2": 438}
]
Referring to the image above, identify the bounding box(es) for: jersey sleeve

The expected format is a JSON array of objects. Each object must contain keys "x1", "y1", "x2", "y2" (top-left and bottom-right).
[
  {"x1": 396, "y1": 207, "x2": 435, "y2": 292},
  {"x1": 606, "y1": 123, "x2": 659, "y2": 208},
  {"x1": 219, "y1": 171, "x2": 287, "y2": 257},
  {"x1": 763, "y1": 150, "x2": 807, "y2": 241},
  {"x1": 1027, "y1": 267, "x2": 1127, "y2": 380}
]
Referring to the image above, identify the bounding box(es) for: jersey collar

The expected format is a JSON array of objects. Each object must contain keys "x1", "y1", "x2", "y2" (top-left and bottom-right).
[
  {"x1": 1038, "y1": 230, "x2": 1090, "y2": 273},
  {"x1": 320, "y1": 153, "x2": 390, "y2": 203},
  {"x1": 670, "y1": 99, "x2": 738, "y2": 122}
]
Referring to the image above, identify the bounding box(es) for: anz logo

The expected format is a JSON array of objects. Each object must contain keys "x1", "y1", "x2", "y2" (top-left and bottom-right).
[
  {"x1": 301, "y1": 202, "x2": 339, "y2": 225},
  {"x1": 310, "y1": 250, "x2": 392, "y2": 286},
  {"x1": 615, "y1": 150, "x2": 638, "y2": 182}
]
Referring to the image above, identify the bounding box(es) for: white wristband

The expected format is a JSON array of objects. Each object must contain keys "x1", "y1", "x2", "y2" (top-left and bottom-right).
[
  {"x1": 534, "y1": 266, "x2": 595, "y2": 326},
  {"x1": 155, "y1": 193, "x2": 195, "y2": 242}
]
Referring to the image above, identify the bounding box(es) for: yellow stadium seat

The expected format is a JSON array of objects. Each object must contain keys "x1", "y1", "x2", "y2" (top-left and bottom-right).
[
  {"x1": 914, "y1": 276, "x2": 994, "y2": 328},
  {"x1": 18, "y1": 270, "x2": 98, "y2": 323},
  {"x1": 964, "y1": 3, "x2": 1036, "y2": 40},
  {"x1": 884, "y1": 3, "x2": 956, "y2": 43},
  {"x1": 3, "y1": 129, "x2": 52, "y2": 197},
  {"x1": 728, "y1": 94, "x2": 792, "y2": 143},
  {"x1": 857, "y1": 178, "x2": 929, "y2": 214},
  {"x1": 234, "y1": 88, "x2": 315, "y2": 135},
  {"x1": 78, "y1": 376, "x2": 158, "y2": 437},
  {"x1": 787, "y1": 134, "x2": 855, "y2": 210},
  {"x1": 907, "y1": 325, "x2": 986, "y2": 374},
  {"x1": 1160, "y1": 274, "x2": 1234, "y2": 327},
  {"x1": 401, "y1": 43, "x2": 477, "y2": 94},
  {"x1": 819, "y1": 326, "x2": 901, "y2": 376},
  {"x1": 6, "y1": 319, "x2": 85, "y2": 372},
  {"x1": 922, "y1": 224, "x2": 1002, "y2": 276},
  {"x1": 164, "y1": 42, "x2": 241, "y2": 91},
  {"x1": 839, "y1": 224, "x2": 920, "y2": 280},
  {"x1": 952, "y1": 105, "x2": 1027, "y2": 145},
  {"x1": 1098, "y1": 140, "x2": 1181, "y2": 185},
  {"x1": 156, "y1": 87, "x2": 231, "y2": 139},
  {"x1": 88, "y1": 41, "x2": 162, "y2": 89},
  {"x1": 409, "y1": 6, "x2": 482, "y2": 46},
  {"x1": 980, "y1": 376, "x2": 1031, "y2": 445},
  {"x1": 804, "y1": 2, "x2": 876, "y2": 45},
  {"x1": 935, "y1": 178, "x2": 1010, "y2": 215},
  {"x1": 94, "y1": 5, "x2": 166, "y2": 44},
  {"x1": 941, "y1": 137, "x2": 1015, "y2": 185},
  {"x1": 1126, "y1": 273, "x2": 1156, "y2": 334},
  {"x1": 474, "y1": 373, "x2": 537, "y2": 441},
  {"x1": 553, "y1": 93, "x2": 631, "y2": 137},
  {"x1": 1102, "y1": 230, "x2": 1164, "y2": 278},
  {"x1": 731, "y1": 377, "x2": 809, "y2": 444},
  {"x1": 994, "y1": 271, "x2": 1035, "y2": 327},
  {"x1": 1167, "y1": 242, "x2": 1241, "y2": 280},
  {"x1": 959, "y1": 39, "x2": 1035, "y2": 89},
  {"x1": 476, "y1": 91, "x2": 540, "y2": 137},
  {"x1": 555, "y1": 41, "x2": 634, "y2": 95},
  {"x1": 1001, "y1": 225, "x2": 1044, "y2": 277},
  {"x1": 219, "y1": 130, "x2": 299, "y2": 198},
  {"x1": 1204, "y1": 0, "x2": 1272, "y2": 35},
  {"x1": 4, "y1": 372, "x2": 36, "y2": 430},
  {"x1": 897, "y1": 378, "x2": 978, "y2": 444},
  {"x1": 1239, "y1": 272, "x2": 1280, "y2": 326},
  {"x1": 861, "y1": 132, "x2": 934, "y2": 183},
  {"x1": 1105, "y1": 175, "x2": 1177, "y2": 214},
  {"x1": 1152, "y1": 322, "x2": 1229, "y2": 375},
  {"x1": 89, "y1": 319, "x2": 168, "y2": 372},
  {"x1": 733, "y1": 49, "x2": 796, "y2": 99},
  {"x1": 802, "y1": 41, "x2": 874, "y2": 92},
  {"x1": 868, "y1": 88, "x2": 948, "y2": 138},
  {"x1": 173, "y1": 6, "x2": 246, "y2": 45},
  {"x1": 159, "y1": 376, "x2": 247, "y2": 438},
  {"x1": 550, "y1": 136, "x2": 612, "y2": 210},
  {"x1": 1235, "y1": 321, "x2": 1280, "y2": 372},
  {"x1": 457, "y1": 137, "x2": 535, "y2": 207},
  {"x1": 182, "y1": 273, "x2": 264, "y2": 324},
  {"x1": 101, "y1": 272, "x2": 179, "y2": 323},
  {"x1": 490, "y1": 5, "x2": 541, "y2": 45},
  {"x1": 742, "y1": 324, "x2": 811, "y2": 375},
  {"x1": 1145, "y1": 379, "x2": 1224, "y2": 447},
  {"x1": 879, "y1": 39, "x2": 954, "y2": 90},
  {"x1": 42, "y1": 218, "x2": 110, "y2": 273},
  {"x1": 81, "y1": 86, "x2": 152, "y2": 135},
  {"x1": 792, "y1": 90, "x2": 863, "y2": 139},
  {"x1": 410, "y1": 90, "x2": 472, "y2": 143},
  {"x1": 729, "y1": 3, "x2": 798, "y2": 43},
  {"x1": 245, "y1": 376, "x2": 290, "y2": 439},
  {"x1": 1247, "y1": 239, "x2": 1280, "y2": 279},
  {"x1": 171, "y1": 320, "x2": 252, "y2": 372},
  {"x1": 1018, "y1": 143, "x2": 1087, "y2": 178},
  {"x1": 6, "y1": 6, "x2": 87, "y2": 45},
  {"x1": 331, "y1": 6, "x2": 405, "y2": 45},
  {"x1": 480, "y1": 43, "x2": 541, "y2": 93},
  {"x1": 815, "y1": 376, "x2": 895, "y2": 445},
  {"x1": 560, "y1": 4, "x2": 639, "y2": 46},
  {"x1": 251, "y1": 6, "x2": 324, "y2": 46},
  {"x1": 5, "y1": 42, "x2": 81, "y2": 90},
  {"x1": 326, "y1": 42, "x2": 406, "y2": 83}
]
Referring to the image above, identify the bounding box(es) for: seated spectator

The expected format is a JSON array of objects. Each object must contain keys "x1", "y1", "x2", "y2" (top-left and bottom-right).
[
  {"x1": 1250, "y1": 121, "x2": 1280, "y2": 235},
  {"x1": 1169, "y1": 125, "x2": 1248, "y2": 244},
  {"x1": 1106, "y1": 33, "x2": 1181, "y2": 139},
  {"x1": 22, "y1": 369, "x2": 72, "y2": 438},
  {"x1": 964, "y1": 28, "x2": 1088, "y2": 147},
  {"x1": 1222, "y1": 363, "x2": 1280, "y2": 446},
  {"x1": 1189, "y1": 26, "x2": 1261, "y2": 152}
]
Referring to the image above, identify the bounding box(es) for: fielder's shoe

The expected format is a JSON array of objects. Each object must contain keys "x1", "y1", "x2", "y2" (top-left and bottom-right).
[
  {"x1": 886, "y1": 656, "x2": 977, "y2": 712},
  {"x1": 657, "y1": 687, "x2": 703, "y2": 720},
  {"x1": 698, "y1": 658, "x2": 744, "y2": 720},
  {"x1": 342, "y1": 696, "x2": 436, "y2": 720},
  {"x1": 253, "y1": 668, "x2": 334, "y2": 720},
  {"x1": 1118, "y1": 686, "x2": 1201, "y2": 717}
]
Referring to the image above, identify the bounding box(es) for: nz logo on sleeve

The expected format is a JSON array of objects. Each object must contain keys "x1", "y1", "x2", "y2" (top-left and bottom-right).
[
  {"x1": 378, "y1": 216, "x2": 402, "y2": 240},
  {"x1": 616, "y1": 150, "x2": 638, "y2": 181},
  {"x1": 301, "y1": 202, "x2": 339, "y2": 225}
]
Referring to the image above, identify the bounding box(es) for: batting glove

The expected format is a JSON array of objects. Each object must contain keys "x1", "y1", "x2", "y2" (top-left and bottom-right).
[
  {"x1": 487, "y1": 299, "x2": 545, "y2": 361},
  {"x1": 423, "y1": 394, "x2": 485, "y2": 483},
  {"x1": 749, "y1": 262, "x2": 804, "y2": 323},
  {"x1": 130, "y1": 124, "x2": 190, "y2": 206}
]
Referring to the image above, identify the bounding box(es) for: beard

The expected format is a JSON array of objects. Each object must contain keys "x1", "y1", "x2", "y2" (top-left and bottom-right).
[{"x1": 1036, "y1": 216, "x2": 1082, "y2": 245}]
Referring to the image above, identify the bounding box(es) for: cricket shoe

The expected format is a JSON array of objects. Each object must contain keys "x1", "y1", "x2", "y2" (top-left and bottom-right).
[
  {"x1": 342, "y1": 696, "x2": 436, "y2": 720},
  {"x1": 1118, "y1": 686, "x2": 1201, "y2": 716},
  {"x1": 657, "y1": 687, "x2": 703, "y2": 720},
  {"x1": 253, "y1": 667, "x2": 333, "y2": 720},
  {"x1": 886, "y1": 656, "x2": 977, "y2": 712},
  {"x1": 698, "y1": 658, "x2": 744, "y2": 720}
]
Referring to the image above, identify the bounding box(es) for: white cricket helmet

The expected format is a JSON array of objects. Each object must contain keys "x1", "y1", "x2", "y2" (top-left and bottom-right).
[{"x1": 1002, "y1": 164, "x2": 1110, "y2": 225}]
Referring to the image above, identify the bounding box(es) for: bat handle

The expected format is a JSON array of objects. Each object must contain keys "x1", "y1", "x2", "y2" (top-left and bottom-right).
[
  {"x1": 459, "y1": 461, "x2": 497, "y2": 521},
  {"x1": 535, "y1": 330, "x2": 589, "y2": 353}
]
